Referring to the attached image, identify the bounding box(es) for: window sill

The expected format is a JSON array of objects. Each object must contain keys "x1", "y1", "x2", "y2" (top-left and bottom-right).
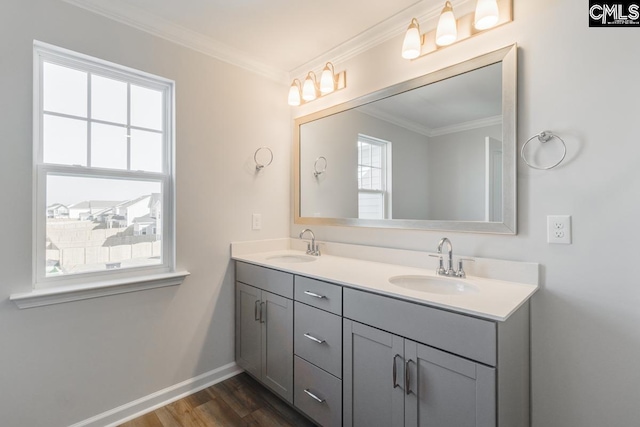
[{"x1": 10, "y1": 271, "x2": 190, "y2": 309}]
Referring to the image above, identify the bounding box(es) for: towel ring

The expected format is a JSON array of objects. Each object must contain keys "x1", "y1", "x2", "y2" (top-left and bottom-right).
[
  {"x1": 314, "y1": 156, "x2": 327, "y2": 177},
  {"x1": 254, "y1": 147, "x2": 273, "y2": 171},
  {"x1": 521, "y1": 131, "x2": 566, "y2": 170}
]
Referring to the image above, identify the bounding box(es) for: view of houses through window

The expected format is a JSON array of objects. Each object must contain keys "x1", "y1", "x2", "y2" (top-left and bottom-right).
[{"x1": 46, "y1": 176, "x2": 162, "y2": 276}]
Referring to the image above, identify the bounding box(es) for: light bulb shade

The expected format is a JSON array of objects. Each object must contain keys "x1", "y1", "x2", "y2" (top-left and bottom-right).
[
  {"x1": 302, "y1": 72, "x2": 317, "y2": 101},
  {"x1": 320, "y1": 63, "x2": 336, "y2": 94},
  {"x1": 435, "y1": 2, "x2": 457, "y2": 46},
  {"x1": 402, "y1": 18, "x2": 422, "y2": 59},
  {"x1": 288, "y1": 80, "x2": 301, "y2": 106},
  {"x1": 474, "y1": 0, "x2": 499, "y2": 30}
]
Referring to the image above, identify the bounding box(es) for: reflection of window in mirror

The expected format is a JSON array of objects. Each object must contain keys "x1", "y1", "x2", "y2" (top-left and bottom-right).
[{"x1": 357, "y1": 135, "x2": 392, "y2": 219}]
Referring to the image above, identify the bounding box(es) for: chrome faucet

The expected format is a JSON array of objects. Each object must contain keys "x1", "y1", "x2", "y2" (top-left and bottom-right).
[
  {"x1": 299, "y1": 229, "x2": 321, "y2": 256},
  {"x1": 437, "y1": 237, "x2": 455, "y2": 276},
  {"x1": 430, "y1": 237, "x2": 474, "y2": 278}
]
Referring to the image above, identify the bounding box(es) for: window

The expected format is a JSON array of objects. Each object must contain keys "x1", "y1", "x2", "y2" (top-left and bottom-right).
[
  {"x1": 33, "y1": 41, "x2": 176, "y2": 289},
  {"x1": 357, "y1": 135, "x2": 391, "y2": 219}
]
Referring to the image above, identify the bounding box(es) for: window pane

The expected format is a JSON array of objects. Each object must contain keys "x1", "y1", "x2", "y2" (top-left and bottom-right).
[
  {"x1": 46, "y1": 175, "x2": 162, "y2": 277},
  {"x1": 43, "y1": 62, "x2": 87, "y2": 117},
  {"x1": 371, "y1": 167, "x2": 382, "y2": 190},
  {"x1": 43, "y1": 115, "x2": 87, "y2": 166},
  {"x1": 371, "y1": 144, "x2": 382, "y2": 168},
  {"x1": 131, "y1": 129, "x2": 162, "y2": 172},
  {"x1": 358, "y1": 192, "x2": 384, "y2": 219},
  {"x1": 360, "y1": 166, "x2": 371, "y2": 190},
  {"x1": 91, "y1": 75, "x2": 127, "y2": 124},
  {"x1": 131, "y1": 85, "x2": 163, "y2": 130},
  {"x1": 91, "y1": 123, "x2": 128, "y2": 169}
]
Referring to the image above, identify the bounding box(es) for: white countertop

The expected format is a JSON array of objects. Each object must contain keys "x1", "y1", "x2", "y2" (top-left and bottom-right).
[{"x1": 232, "y1": 247, "x2": 538, "y2": 322}]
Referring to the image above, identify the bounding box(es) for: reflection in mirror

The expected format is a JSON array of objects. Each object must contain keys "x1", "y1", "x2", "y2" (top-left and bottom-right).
[{"x1": 295, "y1": 45, "x2": 516, "y2": 234}]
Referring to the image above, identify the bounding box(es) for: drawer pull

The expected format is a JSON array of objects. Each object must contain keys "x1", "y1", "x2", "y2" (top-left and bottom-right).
[
  {"x1": 303, "y1": 333, "x2": 326, "y2": 344},
  {"x1": 303, "y1": 389, "x2": 326, "y2": 404},
  {"x1": 392, "y1": 354, "x2": 402, "y2": 388},
  {"x1": 304, "y1": 291, "x2": 326, "y2": 299}
]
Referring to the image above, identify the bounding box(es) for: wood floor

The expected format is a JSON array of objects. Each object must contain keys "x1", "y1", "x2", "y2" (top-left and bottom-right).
[{"x1": 119, "y1": 373, "x2": 317, "y2": 427}]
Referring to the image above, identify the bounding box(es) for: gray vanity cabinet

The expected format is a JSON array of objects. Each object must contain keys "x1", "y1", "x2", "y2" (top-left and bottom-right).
[
  {"x1": 404, "y1": 341, "x2": 495, "y2": 427},
  {"x1": 343, "y1": 320, "x2": 405, "y2": 427},
  {"x1": 343, "y1": 319, "x2": 496, "y2": 427},
  {"x1": 235, "y1": 263, "x2": 294, "y2": 403}
]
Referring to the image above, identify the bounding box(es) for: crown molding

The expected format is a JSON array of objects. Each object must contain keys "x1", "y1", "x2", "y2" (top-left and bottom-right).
[
  {"x1": 288, "y1": 0, "x2": 478, "y2": 79},
  {"x1": 61, "y1": 0, "x2": 479, "y2": 85},
  {"x1": 61, "y1": 0, "x2": 289, "y2": 84},
  {"x1": 359, "y1": 104, "x2": 502, "y2": 138},
  {"x1": 429, "y1": 114, "x2": 502, "y2": 136}
]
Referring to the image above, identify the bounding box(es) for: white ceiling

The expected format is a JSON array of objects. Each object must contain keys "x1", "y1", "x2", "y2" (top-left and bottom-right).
[{"x1": 62, "y1": 0, "x2": 450, "y2": 81}]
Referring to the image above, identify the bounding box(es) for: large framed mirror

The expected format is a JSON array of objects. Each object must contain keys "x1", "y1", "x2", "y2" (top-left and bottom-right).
[{"x1": 294, "y1": 44, "x2": 517, "y2": 234}]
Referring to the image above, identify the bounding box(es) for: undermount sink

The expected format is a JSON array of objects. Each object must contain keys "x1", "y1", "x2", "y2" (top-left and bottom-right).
[
  {"x1": 389, "y1": 275, "x2": 479, "y2": 295},
  {"x1": 266, "y1": 254, "x2": 317, "y2": 263}
]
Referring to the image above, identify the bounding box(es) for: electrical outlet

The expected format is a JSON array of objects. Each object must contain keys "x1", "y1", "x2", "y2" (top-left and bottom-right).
[
  {"x1": 547, "y1": 215, "x2": 571, "y2": 244},
  {"x1": 252, "y1": 213, "x2": 262, "y2": 230}
]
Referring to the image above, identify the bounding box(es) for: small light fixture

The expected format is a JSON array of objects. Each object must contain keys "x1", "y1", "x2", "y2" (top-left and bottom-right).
[
  {"x1": 302, "y1": 71, "x2": 318, "y2": 102},
  {"x1": 287, "y1": 79, "x2": 301, "y2": 106},
  {"x1": 320, "y1": 62, "x2": 337, "y2": 94},
  {"x1": 436, "y1": 1, "x2": 457, "y2": 47},
  {"x1": 402, "y1": 18, "x2": 424, "y2": 60},
  {"x1": 474, "y1": 0, "x2": 500, "y2": 30},
  {"x1": 288, "y1": 65, "x2": 346, "y2": 106}
]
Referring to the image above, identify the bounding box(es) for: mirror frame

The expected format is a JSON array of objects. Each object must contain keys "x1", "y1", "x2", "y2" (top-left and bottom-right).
[{"x1": 294, "y1": 44, "x2": 517, "y2": 234}]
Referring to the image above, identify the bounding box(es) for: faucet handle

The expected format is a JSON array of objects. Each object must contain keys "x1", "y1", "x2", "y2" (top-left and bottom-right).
[
  {"x1": 455, "y1": 258, "x2": 475, "y2": 278},
  {"x1": 429, "y1": 254, "x2": 447, "y2": 275}
]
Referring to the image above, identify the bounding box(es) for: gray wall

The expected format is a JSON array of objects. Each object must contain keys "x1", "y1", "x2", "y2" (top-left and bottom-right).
[
  {"x1": 427, "y1": 124, "x2": 501, "y2": 220},
  {"x1": 293, "y1": 1, "x2": 640, "y2": 426},
  {"x1": 0, "y1": 1, "x2": 290, "y2": 426}
]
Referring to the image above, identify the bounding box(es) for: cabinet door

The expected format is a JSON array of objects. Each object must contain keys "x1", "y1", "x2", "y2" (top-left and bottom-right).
[
  {"x1": 404, "y1": 340, "x2": 496, "y2": 427},
  {"x1": 262, "y1": 290, "x2": 294, "y2": 403},
  {"x1": 236, "y1": 282, "x2": 262, "y2": 379},
  {"x1": 343, "y1": 319, "x2": 404, "y2": 427}
]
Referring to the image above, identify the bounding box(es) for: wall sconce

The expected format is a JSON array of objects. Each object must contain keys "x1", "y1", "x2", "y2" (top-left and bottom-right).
[
  {"x1": 288, "y1": 62, "x2": 346, "y2": 106},
  {"x1": 435, "y1": 2, "x2": 457, "y2": 47},
  {"x1": 401, "y1": 0, "x2": 512, "y2": 60}
]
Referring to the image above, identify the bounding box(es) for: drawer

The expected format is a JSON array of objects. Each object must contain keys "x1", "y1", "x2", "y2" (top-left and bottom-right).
[
  {"x1": 343, "y1": 288, "x2": 497, "y2": 366},
  {"x1": 295, "y1": 276, "x2": 342, "y2": 315},
  {"x1": 294, "y1": 302, "x2": 342, "y2": 378},
  {"x1": 236, "y1": 262, "x2": 293, "y2": 299},
  {"x1": 294, "y1": 356, "x2": 342, "y2": 427}
]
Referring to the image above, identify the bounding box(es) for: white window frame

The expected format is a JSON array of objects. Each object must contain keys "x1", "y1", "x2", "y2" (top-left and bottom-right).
[
  {"x1": 357, "y1": 134, "x2": 392, "y2": 219},
  {"x1": 12, "y1": 41, "x2": 187, "y2": 307}
]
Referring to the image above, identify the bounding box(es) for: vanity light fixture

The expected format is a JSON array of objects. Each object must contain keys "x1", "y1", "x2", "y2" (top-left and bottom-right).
[
  {"x1": 401, "y1": 0, "x2": 512, "y2": 60},
  {"x1": 288, "y1": 79, "x2": 302, "y2": 106},
  {"x1": 474, "y1": 0, "x2": 500, "y2": 30},
  {"x1": 302, "y1": 71, "x2": 319, "y2": 102},
  {"x1": 435, "y1": 2, "x2": 457, "y2": 47},
  {"x1": 320, "y1": 62, "x2": 338, "y2": 94},
  {"x1": 288, "y1": 64, "x2": 347, "y2": 106},
  {"x1": 401, "y1": 18, "x2": 424, "y2": 59}
]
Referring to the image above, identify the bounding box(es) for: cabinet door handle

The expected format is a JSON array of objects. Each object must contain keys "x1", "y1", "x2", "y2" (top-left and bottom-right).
[
  {"x1": 304, "y1": 291, "x2": 326, "y2": 299},
  {"x1": 260, "y1": 302, "x2": 266, "y2": 323},
  {"x1": 254, "y1": 300, "x2": 260, "y2": 321},
  {"x1": 405, "y1": 359, "x2": 414, "y2": 395},
  {"x1": 392, "y1": 354, "x2": 402, "y2": 388},
  {"x1": 303, "y1": 333, "x2": 326, "y2": 344},
  {"x1": 303, "y1": 389, "x2": 326, "y2": 404}
]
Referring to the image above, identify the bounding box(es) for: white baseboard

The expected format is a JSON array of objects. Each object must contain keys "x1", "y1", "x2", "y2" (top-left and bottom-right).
[{"x1": 69, "y1": 362, "x2": 243, "y2": 427}]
